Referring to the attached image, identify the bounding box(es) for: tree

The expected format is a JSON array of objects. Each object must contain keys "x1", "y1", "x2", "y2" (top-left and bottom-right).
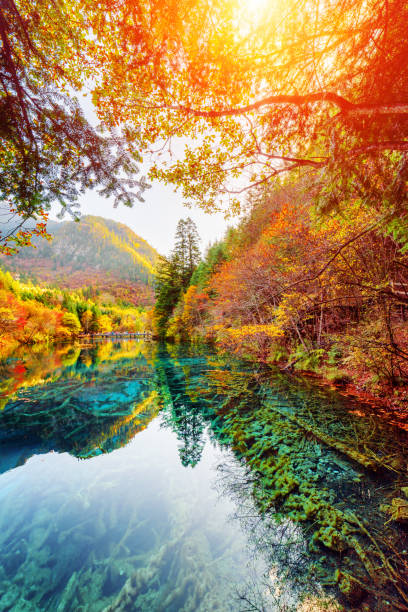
[
  {"x1": 90, "y1": 304, "x2": 101, "y2": 332},
  {"x1": 91, "y1": 0, "x2": 408, "y2": 225},
  {"x1": 190, "y1": 241, "x2": 228, "y2": 292},
  {"x1": 61, "y1": 311, "x2": 81, "y2": 335},
  {"x1": 5, "y1": 0, "x2": 406, "y2": 252},
  {"x1": 81, "y1": 309, "x2": 93, "y2": 333},
  {"x1": 167, "y1": 285, "x2": 209, "y2": 340},
  {"x1": 96, "y1": 314, "x2": 112, "y2": 333},
  {"x1": 0, "y1": 0, "x2": 150, "y2": 255},
  {"x1": 173, "y1": 218, "x2": 201, "y2": 289},
  {"x1": 153, "y1": 254, "x2": 183, "y2": 337},
  {"x1": 153, "y1": 218, "x2": 201, "y2": 336},
  {"x1": 184, "y1": 182, "x2": 408, "y2": 383}
]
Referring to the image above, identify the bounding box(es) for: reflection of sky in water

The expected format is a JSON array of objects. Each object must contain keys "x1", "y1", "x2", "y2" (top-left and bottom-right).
[
  {"x1": 0, "y1": 416, "x2": 274, "y2": 611},
  {"x1": 1, "y1": 341, "x2": 407, "y2": 611}
]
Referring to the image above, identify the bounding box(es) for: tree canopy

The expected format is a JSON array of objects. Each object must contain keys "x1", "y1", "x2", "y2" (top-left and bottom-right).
[
  {"x1": 91, "y1": 0, "x2": 408, "y2": 220},
  {"x1": 0, "y1": 0, "x2": 150, "y2": 254},
  {"x1": 2, "y1": 0, "x2": 408, "y2": 252}
]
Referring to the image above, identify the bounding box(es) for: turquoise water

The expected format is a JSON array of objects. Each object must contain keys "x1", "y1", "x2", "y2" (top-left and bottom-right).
[{"x1": 0, "y1": 340, "x2": 407, "y2": 611}]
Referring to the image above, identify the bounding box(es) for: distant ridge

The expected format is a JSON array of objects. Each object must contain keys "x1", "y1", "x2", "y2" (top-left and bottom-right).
[{"x1": 1, "y1": 215, "x2": 160, "y2": 306}]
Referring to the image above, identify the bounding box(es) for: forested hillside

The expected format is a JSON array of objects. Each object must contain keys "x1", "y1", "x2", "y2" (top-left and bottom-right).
[
  {"x1": 1, "y1": 216, "x2": 159, "y2": 306},
  {"x1": 155, "y1": 183, "x2": 408, "y2": 405},
  {"x1": 0, "y1": 268, "x2": 148, "y2": 358}
]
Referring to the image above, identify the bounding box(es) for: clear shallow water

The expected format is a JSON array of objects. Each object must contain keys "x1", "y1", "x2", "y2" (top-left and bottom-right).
[{"x1": 0, "y1": 340, "x2": 407, "y2": 611}]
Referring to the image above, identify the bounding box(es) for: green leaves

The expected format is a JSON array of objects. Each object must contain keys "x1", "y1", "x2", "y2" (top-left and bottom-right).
[{"x1": 0, "y1": 0, "x2": 151, "y2": 254}]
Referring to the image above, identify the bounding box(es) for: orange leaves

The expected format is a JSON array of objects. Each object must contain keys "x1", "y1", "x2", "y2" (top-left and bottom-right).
[
  {"x1": 0, "y1": 211, "x2": 52, "y2": 256},
  {"x1": 189, "y1": 184, "x2": 399, "y2": 369},
  {"x1": 0, "y1": 282, "x2": 65, "y2": 355}
]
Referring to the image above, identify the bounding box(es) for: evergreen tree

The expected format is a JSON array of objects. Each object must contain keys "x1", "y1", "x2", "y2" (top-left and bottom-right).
[
  {"x1": 154, "y1": 218, "x2": 201, "y2": 337},
  {"x1": 62, "y1": 292, "x2": 77, "y2": 314},
  {"x1": 90, "y1": 304, "x2": 101, "y2": 332},
  {"x1": 190, "y1": 241, "x2": 227, "y2": 291},
  {"x1": 154, "y1": 255, "x2": 183, "y2": 337},
  {"x1": 173, "y1": 218, "x2": 201, "y2": 289}
]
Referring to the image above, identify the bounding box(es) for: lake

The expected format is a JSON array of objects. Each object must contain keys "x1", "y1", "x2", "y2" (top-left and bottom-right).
[{"x1": 0, "y1": 340, "x2": 407, "y2": 611}]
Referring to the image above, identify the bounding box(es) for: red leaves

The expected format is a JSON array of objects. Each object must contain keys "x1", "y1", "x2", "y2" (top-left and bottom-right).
[
  {"x1": 0, "y1": 210, "x2": 51, "y2": 255},
  {"x1": 12, "y1": 362, "x2": 26, "y2": 377}
]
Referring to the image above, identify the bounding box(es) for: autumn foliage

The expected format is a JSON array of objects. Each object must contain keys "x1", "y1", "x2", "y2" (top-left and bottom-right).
[
  {"x1": 0, "y1": 268, "x2": 147, "y2": 358},
  {"x1": 167, "y1": 184, "x2": 408, "y2": 391}
]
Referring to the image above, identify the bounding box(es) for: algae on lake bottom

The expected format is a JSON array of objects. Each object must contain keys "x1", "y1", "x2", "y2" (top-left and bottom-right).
[{"x1": 0, "y1": 340, "x2": 407, "y2": 611}]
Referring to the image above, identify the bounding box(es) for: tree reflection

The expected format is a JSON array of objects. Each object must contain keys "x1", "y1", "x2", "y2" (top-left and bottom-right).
[
  {"x1": 0, "y1": 340, "x2": 160, "y2": 472},
  {"x1": 1, "y1": 341, "x2": 408, "y2": 609},
  {"x1": 158, "y1": 349, "x2": 408, "y2": 611},
  {"x1": 214, "y1": 455, "x2": 324, "y2": 612},
  {"x1": 155, "y1": 344, "x2": 206, "y2": 467}
]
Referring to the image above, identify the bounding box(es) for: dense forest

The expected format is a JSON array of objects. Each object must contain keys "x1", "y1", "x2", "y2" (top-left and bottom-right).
[
  {"x1": 0, "y1": 267, "x2": 148, "y2": 358},
  {"x1": 154, "y1": 187, "x2": 408, "y2": 409}
]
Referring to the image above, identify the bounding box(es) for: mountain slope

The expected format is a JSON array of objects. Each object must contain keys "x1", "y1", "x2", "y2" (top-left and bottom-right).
[{"x1": 1, "y1": 216, "x2": 159, "y2": 305}]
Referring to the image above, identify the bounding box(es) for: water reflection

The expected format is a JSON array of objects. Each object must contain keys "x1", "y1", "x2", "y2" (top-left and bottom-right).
[
  {"x1": 0, "y1": 340, "x2": 407, "y2": 611},
  {"x1": 157, "y1": 344, "x2": 408, "y2": 611},
  {"x1": 0, "y1": 341, "x2": 160, "y2": 470},
  {"x1": 155, "y1": 344, "x2": 207, "y2": 467}
]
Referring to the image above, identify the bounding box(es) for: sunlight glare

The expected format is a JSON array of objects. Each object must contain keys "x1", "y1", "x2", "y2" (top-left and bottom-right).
[
  {"x1": 238, "y1": 0, "x2": 272, "y2": 28},
  {"x1": 244, "y1": 0, "x2": 270, "y2": 12}
]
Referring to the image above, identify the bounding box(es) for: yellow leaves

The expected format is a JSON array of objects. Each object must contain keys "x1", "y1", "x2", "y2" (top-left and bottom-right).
[
  {"x1": 273, "y1": 292, "x2": 310, "y2": 328},
  {"x1": 97, "y1": 314, "x2": 113, "y2": 333},
  {"x1": 226, "y1": 323, "x2": 284, "y2": 339}
]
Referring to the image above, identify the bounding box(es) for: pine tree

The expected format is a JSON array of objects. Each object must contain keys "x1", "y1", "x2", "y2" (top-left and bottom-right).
[
  {"x1": 154, "y1": 255, "x2": 183, "y2": 337},
  {"x1": 173, "y1": 218, "x2": 201, "y2": 289},
  {"x1": 154, "y1": 218, "x2": 201, "y2": 337},
  {"x1": 190, "y1": 241, "x2": 227, "y2": 290},
  {"x1": 90, "y1": 304, "x2": 101, "y2": 332}
]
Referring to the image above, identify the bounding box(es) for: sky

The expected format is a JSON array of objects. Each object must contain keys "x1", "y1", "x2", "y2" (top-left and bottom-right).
[
  {"x1": 50, "y1": 181, "x2": 232, "y2": 258},
  {"x1": 49, "y1": 94, "x2": 233, "y2": 257}
]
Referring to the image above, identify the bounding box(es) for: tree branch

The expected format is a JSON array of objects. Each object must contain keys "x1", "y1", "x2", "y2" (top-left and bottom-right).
[
  {"x1": 159, "y1": 93, "x2": 408, "y2": 119},
  {"x1": 167, "y1": 92, "x2": 355, "y2": 117},
  {"x1": 278, "y1": 217, "x2": 387, "y2": 295},
  {"x1": 0, "y1": 7, "x2": 34, "y2": 142}
]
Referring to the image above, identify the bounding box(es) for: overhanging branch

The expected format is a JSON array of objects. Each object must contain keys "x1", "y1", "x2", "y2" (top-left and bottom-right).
[{"x1": 162, "y1": 93, "x2": 408, "y2": 120}]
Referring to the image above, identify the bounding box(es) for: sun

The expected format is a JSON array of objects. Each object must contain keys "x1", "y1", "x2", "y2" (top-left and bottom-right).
[
  {"x1": 237, "y1": 0, "x2": 272, "y2": 27},
  {"x1": 244, "y1": 0, "x2": 270, "y2": 11}
]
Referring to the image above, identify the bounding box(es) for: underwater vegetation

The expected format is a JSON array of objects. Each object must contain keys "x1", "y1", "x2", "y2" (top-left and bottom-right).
[
  {"x1": 0, "y1": 340, "x2": 407, "y2": 610},
  {"x1": 0, "y1": 422, "x2": 256, "y2": 612},
  {"x1": 158, "y1": 345, "x2": 408, "y2": 611}
]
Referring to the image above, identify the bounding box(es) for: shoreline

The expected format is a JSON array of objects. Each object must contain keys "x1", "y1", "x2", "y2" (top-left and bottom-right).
[{"x1": 277, "y1": 363, "x2": 408, "y2": 431}]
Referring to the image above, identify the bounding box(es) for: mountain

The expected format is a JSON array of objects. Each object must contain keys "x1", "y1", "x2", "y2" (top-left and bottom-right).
[{"x1": 1, "y1": 216, "x2": 160, "y2": 306}]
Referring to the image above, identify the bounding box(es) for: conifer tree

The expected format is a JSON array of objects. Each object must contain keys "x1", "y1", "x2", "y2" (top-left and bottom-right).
[
  {"x1": 154, "y1": 218, "x2": 201, "y2": 336},
  {"x1": 173, "y1": 218, "x2": 201, "y2": 289},
  {"x1": 154, "y1": 255, "x2": 183, "y2": 337}
]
